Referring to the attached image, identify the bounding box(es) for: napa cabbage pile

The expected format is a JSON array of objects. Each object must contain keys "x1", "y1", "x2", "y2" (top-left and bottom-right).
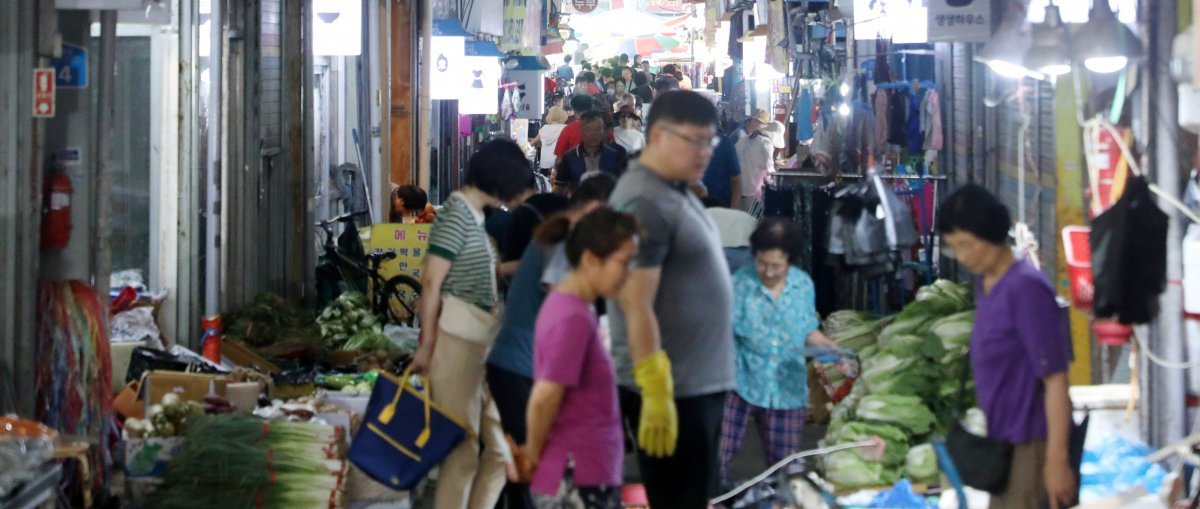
[{"x1": 820, "y1": 279, "x2": 978, "y2": 490}]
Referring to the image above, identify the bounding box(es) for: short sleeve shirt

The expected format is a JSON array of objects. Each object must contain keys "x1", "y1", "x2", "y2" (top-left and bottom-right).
[
  {"x1": 426, "y1": 192, "x2": 498, "y2": 310},
  {"x1": 702, "y1": 136, "x2": 742, "y2": 207},
  {"x1": 532, "y1": 291, "x2": 624, "y2": 493},
  {"x1": 971, "y1": 259, "x2": 1070, "y2": 444},
  {"x1": 607, "y1": 161, "x2": 735, "y2": 397},
  {"x1": 732, "y1": 266, "x2": 820, "y2": 409}
]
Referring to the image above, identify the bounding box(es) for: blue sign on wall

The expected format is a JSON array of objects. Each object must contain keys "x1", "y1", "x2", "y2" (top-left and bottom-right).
[{"x1": 50, "y1": 43, "x2": 88, "y2": 89}]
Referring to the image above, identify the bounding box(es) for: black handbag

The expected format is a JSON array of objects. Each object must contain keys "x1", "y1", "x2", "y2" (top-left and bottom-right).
[
  {"x1": 125, "y1": 347, "x2": 219, "y2": 384},
  {"x1": 944, "y1": 355, "x2": 1014, "y2": 494}
]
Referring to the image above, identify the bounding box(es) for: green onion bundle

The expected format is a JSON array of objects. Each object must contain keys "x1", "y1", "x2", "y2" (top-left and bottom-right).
[{"x1": 146, "y1": 415, "x2": 347, "y2": 508}]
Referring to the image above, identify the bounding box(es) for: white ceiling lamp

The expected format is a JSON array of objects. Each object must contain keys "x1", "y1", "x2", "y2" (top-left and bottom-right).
[
  {"x1": 1024, "y1": 3, "x2": 1071, "y2": 77},
  {"x1": 1073, "y1": 0, "x2": 1142, "y2": 73},
  {"x1": 976, "y1": 6, "x2": 1042, "y2": 80}
]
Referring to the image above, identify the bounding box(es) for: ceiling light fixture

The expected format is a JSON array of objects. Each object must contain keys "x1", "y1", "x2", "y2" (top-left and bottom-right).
[
  {"x1": 976, "y1": 7, "x2": 1041, "y2": 80},
  {"x1": 1073, "y1": 0, "x2": 1142, "y2": 73},
  {"x1": 1024, "y1": 3, "x2": 1071, "y2": 77}
]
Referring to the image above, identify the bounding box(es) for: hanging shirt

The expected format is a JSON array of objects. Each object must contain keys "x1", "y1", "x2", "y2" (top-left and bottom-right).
[
  {"x1": 888, "y1": 89, "x2": 908, "y2": 146},
  {"x1": 794, "y1": 89, "x2": 814, "y2": 143},
  {"x1": 921, "y1": 89, "x2": 944, "y2": 151},
  {"x1": 906, "y1": 89, "x2": 924, "y2": 154},
  {"x1": 731, "y1": 265, "x2": 820, "y2": 409}
]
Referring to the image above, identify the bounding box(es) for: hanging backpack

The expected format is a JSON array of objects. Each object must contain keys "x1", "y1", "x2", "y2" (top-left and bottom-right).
[{"x1": 1089, "y1": 176, "x2": 1169, "y2": 324}]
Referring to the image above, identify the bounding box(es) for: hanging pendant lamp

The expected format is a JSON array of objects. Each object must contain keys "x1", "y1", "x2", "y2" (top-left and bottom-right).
[
  {"x1": 1024, "y1": 3, "x2": 1071, "y2": 77},
  {"x1": 1073, "y1": 0, "x2": 1142, "y2": 73},
  {"x1": 976, "y1": 7, "x2": 1041, "y2": 80}
]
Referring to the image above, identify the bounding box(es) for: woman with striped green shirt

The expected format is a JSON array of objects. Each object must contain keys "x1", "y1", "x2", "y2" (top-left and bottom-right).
[{"x1": 410, "y1": 140, "x2": 533, "y2": 509}]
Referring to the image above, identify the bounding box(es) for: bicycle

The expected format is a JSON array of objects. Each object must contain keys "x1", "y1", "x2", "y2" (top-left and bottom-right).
[{"x1": 315, "y1": 211, "x2": 423, "y2": 326}]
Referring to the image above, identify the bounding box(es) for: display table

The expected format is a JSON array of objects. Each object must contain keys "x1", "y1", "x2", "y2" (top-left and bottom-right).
[{"x1": 0, "y1": 463, "x2": 61, "y2": 509}]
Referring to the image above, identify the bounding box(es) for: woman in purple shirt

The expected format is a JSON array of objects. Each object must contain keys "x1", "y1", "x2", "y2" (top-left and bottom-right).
[
  {"x1": 936, "y1": 185, "x2": 1075, "y2": 509},
  {"x1": 523, "y1": 208, "x2": 641, "y2": 509}
]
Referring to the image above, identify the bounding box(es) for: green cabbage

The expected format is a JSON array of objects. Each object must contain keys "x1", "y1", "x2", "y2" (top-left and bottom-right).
[
  {"x1": 823, "y1": 449, "x2": 901, "y2": 489},
  {"x1": 904, "y1": 444, "x2": 940, "y2": 485},
  {"x1": 861, "y1": 353, "x2": 934, "y2": 397},
  {"x1": 856, "y1": 394, "x2": 937, "y2": 435},
  {"x1": 929, "y1": 310, "x2": 975, "y2": 349},
  {"x1": 825, "y1": 421, "x2": 911, "y2": 466}
]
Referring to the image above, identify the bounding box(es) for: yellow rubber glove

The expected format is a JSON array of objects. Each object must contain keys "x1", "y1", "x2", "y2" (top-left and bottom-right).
[{"x1": 633, "y1": 350, "x2": 678, "y2": 457}]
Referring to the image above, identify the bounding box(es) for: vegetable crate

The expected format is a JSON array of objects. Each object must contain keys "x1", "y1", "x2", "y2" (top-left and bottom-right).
[{"x1": 123, "y1": 437, "x2": 183, "y2": 478}]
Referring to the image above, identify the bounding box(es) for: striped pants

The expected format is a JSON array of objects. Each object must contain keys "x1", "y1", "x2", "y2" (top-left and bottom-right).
[{"x1": 718, "y1": 392, "x2": 806, "y2": 482}]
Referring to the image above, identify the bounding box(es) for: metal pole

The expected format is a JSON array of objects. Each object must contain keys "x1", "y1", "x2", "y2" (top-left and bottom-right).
[
  {"x1": 1145, "y1": 0, "x2": 1187, "y2": 448},
  {"x1": 419, "y1": 0, "x2": 433, "y2": 192},
  {"x1": 94, "y1": 11, "x2": 117, "y2": 299},
  {"x1": 205, "y1": 0, "x2": 224, "y2": 316}
]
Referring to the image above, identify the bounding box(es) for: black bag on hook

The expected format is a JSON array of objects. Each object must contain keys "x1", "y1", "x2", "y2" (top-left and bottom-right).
[{"x1": 1089, "y1": 176, "x2": 1168, "y2": 324}]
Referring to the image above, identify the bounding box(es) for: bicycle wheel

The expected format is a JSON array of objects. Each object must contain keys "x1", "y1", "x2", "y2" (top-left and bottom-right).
[{"x1": 381, "y1": 275, "x2": 422, "y2": 326}]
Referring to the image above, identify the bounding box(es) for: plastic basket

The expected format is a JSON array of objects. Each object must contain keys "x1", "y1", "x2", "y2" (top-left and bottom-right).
[{"x1": 1063, "y1": 226, "x2": 1093, "y2": 310}]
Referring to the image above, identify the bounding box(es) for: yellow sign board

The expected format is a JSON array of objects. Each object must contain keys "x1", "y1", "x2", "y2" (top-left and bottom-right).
[{"x1": 360, "y1": 223, "x2": 432, "y2": 283}]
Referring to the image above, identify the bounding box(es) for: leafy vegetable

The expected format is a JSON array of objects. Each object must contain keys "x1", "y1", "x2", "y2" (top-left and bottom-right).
[
  {"x1": 825, "y1": 421, "x2": 911, "y2": 465},
  {"x1": 823, "y1": 449, "x2": 901, "y2": 489},
  {"x1": 861, "y1": 353, "x2": 934, "y2": 397},
  {"x1": 880, "y1": 333, "x2": 945, "y2": 362},
  {"x1": 904, "y1": 444, "x2": 940, "y2": 485},
  {"x1": 856, "y1": 394, "x2": 937, "y2": 435},
  {"x1": 317, "y1": 292, "x2": 392, "y2": 352}
]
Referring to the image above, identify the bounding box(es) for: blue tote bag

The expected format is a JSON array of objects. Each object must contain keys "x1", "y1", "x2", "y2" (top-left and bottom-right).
[{"x1": 349, "y1": 368, "x2": 468, "y2": 490}]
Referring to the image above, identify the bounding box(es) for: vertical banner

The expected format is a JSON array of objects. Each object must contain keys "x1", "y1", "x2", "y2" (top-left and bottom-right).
[
  {"x1": 510, "y1": 70, "x2": 545, "y2": 119},
  {"x1": 927, "y1": 0, "x2": 991, "y2": 42},
  {"x1": 430, "y1": 36, "x2": 466, "y2": 100},
  {"x1": 767, "y1": 0, "x2": 788, "y2": 74},
  {"x1": 501, "y1": 0, "x2": 527, "y2": 52},
  {"x1": 460, "y1": 57, "x2": 503, "y2": 114}
]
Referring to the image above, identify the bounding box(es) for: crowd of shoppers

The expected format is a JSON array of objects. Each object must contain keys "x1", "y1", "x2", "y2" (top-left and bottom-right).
[{"x1": 401, "y1": 73, "x2": 1074, "y2": 509}]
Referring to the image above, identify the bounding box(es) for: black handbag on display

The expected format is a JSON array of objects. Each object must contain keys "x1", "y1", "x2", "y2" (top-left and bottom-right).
[
  {"x1": 125, "y1": 346, "x2": 219, "y2": 384},
  {"x1": 944, "y1": 355, "x2": 1014, "y2": 494}
]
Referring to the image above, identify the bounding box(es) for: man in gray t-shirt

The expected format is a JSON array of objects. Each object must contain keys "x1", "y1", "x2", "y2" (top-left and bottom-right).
[{"x1": 608, "y1": 91, "x2": 734, "y2": 509}]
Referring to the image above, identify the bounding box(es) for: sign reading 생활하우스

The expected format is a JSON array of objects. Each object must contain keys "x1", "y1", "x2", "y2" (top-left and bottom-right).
[{"x1": 927, "y1": 0, "x2": 991, "y2": 43}]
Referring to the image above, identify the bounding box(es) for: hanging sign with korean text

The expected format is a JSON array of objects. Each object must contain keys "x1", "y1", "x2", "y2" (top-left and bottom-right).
[{"x1": 927, "y1": 0, "x2": 991, "y2": 42}]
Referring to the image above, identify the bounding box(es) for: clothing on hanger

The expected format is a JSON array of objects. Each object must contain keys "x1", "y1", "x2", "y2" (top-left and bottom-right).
[
  {"x1": 874, "y1": 89, "x2": 890, "y2": 149},
  {"x1": 906, "y1": 90, "x2": 924, "y2": 155},
  {"x1": 921, "y1": 88, "x2": 944, "y2": 151},
  {"x1": 795, "y1": 89, "x2": 814, "y2": 143},
  {"x1": 887, "y1": 89, "x2": 908, "y2": 146}
]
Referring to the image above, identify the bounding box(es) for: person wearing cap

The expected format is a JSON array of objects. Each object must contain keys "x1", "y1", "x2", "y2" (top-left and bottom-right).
[
  {"x1": 613, "y1": 105, "x2": 646, "y2": 155},
  {"x1": 735, "y1": 120, "x2": 785, "y2": 218},
  {"x1": 733, "y1": 108, "x2": 771, "y2": 144}
]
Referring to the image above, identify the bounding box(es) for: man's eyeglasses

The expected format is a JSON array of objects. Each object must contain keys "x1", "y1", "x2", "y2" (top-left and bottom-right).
[{"x1": 660, "y1": 126, "x2": 719, "y2": 151}]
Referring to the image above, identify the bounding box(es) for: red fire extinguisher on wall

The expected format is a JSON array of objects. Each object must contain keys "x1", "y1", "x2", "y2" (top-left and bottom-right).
[
  {"x1": 774, "y1": 98, "x2": 788, "y2": 122},
  {"x1": 40, "y1": 171, "x2": 72, "y2": 249}
]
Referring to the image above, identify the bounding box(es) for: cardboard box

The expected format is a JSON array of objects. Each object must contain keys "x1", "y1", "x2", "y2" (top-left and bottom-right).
[
  {"x1": 140, "y1": 371, "x2": 227, "y2": 415},
  {"x1": 124, "y1": 437, "x2": 183, "y2": 478},
  {"x1": 221, "y1": 340, "x2": 281, "y2": 374}
]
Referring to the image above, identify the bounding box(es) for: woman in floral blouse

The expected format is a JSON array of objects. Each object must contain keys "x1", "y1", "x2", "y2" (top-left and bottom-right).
[{"x1": 718, "y1": 218, "x2": 839, "y2": 481}]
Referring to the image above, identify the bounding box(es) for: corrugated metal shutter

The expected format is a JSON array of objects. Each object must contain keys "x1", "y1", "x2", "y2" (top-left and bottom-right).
[{"x1": 261, "y1": 0, "x2": 282, "y2": 149}]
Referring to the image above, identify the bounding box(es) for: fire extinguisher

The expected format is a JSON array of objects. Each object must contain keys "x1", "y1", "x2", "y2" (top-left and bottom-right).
[
  {"x1": 40, "y1": 170, "x2": 72, "y2": 249},
  {"x1": 774, "y1": 99, "x2": 788, "y2": 122}
]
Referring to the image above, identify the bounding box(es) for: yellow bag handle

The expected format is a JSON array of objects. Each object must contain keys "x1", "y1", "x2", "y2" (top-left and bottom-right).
[{"x1": 377, "y1": 367, "x2": 433, "y2": 448}]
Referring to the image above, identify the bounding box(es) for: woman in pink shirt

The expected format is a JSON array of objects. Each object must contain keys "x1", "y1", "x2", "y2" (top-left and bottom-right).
[{"x1": 522, "y1": 208, "x2": 640, "y2": 508}]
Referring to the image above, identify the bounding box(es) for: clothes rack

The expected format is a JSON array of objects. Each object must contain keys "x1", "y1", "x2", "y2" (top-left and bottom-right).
[
  {"x1": 876, "y1": 80, "x2": 937, "y2": 90},
  {"x1": 772, "y1": 171, "x2": 948, "y2": 180}
]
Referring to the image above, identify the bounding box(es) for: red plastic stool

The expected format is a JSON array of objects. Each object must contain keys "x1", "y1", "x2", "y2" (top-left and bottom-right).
[{"x1": 621, "y1": 484, "x2": 649, "y2": 508}]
